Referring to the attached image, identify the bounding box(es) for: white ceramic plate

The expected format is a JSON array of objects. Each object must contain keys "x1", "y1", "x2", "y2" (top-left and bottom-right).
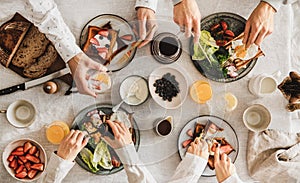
[
  {"x1": 178, "y1": 115, "x2": 239, "y2": 177},
  {"x1": 2, "y1": 138, "x2": 47, "y2": 182},
  {"x1": 148, "y1": 66, "x2": 188, "y2": 109},
  {"x1": 79, "y1": 14, "x2": 137, "y2": 72}
]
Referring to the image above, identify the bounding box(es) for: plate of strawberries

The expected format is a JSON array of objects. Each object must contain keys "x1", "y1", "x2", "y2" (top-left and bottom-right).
[{"x1": 2, "y1": 138, "x2": 47, "y2": 182}]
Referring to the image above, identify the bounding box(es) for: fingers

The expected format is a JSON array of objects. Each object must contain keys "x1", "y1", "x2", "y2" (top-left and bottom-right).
[
  {"x1": 221, "y1": 153, "x2": 227, "y2": 162},
  {"x1": 184, "y1": 20, "x2": 192, "y2": 38},
  {"x1": 106, "y1": 120, "x2": 119, "y2": 136},
  {"x1": 192, "y1": 19, "x2": 201, "y2": 43},
  {"x1": 214, "y1": 144, "x2": 220, "y2": 163},
  {"x1": 138, "y1": 22, "x2": 157, "y2": 48},
  {"x1": 138, "y1": 18, "x2": 147, "y2": 40},
  {"x1": 254, "y1": 31, "x2": 267, "y2": 46},
  {"x1": 243, "y1": 21, "x2": 250, "y2": 45}
]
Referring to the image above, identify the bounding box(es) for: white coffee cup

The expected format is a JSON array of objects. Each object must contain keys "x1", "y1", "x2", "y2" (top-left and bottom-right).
[
  {"x1": 248, "y1": 74, "x2": 277, "y2": 97},
  {"x1": 0, "y1": 100, "x2": 36, "y2": 128},
  {"x1": 243, "y1": 104, "x2": 271, "y2": 132}
]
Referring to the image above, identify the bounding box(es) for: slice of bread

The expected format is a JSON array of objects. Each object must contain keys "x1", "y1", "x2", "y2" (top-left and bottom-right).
[
  {"x1": 0, "y1": 21, "x2": 31, "y2": 67},
  {"x1": 12, "y1": 26, "x2": 49, "y2": 68},
  {"x1": 23, "y1": 44, "x2": 57, "y2": 78}
]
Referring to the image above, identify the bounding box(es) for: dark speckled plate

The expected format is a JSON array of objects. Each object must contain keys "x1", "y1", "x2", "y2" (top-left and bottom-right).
[
  {"x1": 190, "y1": 12, "x2": 257, "y2": 83},
  {"x1": 71, "y1": 104, "x2": 140, "y2": 175}
]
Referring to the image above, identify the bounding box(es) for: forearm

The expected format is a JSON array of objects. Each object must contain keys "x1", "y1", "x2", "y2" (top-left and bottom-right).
[
  {"x1": 115, "y1": 143, "x2": 157, "y2": 183},
  {"x1": 168, "y1": 153, "x2": 207, "y2": 183},
  {"x1": 37, "y1": 152, "x2": 74, "y2": 183},
  {"x1": 24, "y1": 0, "x2": 82, "y2": 62}
]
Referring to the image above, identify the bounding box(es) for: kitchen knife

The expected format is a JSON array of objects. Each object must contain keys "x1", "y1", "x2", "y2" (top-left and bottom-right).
[{"x1": 0, "y1": 67, "x2": 70, "y2": 96}]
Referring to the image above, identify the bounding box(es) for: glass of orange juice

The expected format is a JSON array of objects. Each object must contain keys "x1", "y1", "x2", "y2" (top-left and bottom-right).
[
  {"x1": 46, "y1": 121, "x2": 70, "y2": 144},
  {"x1": 190, "y1": 80, "x2": 212, "y2": 104}
]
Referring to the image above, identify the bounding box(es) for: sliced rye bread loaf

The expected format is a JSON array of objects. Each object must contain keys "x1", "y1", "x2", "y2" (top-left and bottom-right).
[
  {"x1": 23, "y1": 44, "x2": 57, "y2": 78},
  {"x1": 0, "y1": 21, "x2": 31, "y2": 67},
  {"x1": 12, "y1": 25, "x2": 49, "y2": 68}
]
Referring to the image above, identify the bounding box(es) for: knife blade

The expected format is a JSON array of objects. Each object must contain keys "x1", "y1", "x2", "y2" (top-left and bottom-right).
[{"x1": 0, "y1": 67, "x2": 70, "y2": 96}]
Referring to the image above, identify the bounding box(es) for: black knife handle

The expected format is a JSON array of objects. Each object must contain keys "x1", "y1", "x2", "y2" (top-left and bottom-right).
[{"x1": 0, "y1": 84, "x2": 25, "y2": 95}]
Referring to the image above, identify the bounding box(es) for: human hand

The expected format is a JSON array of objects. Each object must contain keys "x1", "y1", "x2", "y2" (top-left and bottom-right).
[
  {"x1": 187, "y1": 138, "x2": 209, "y2": 160},
  {"x1": 136, "y1": 7, "x2": 157, "y2": 48},
  {"x1": 243, "y1": 1, "x2": 276, "y2": 49},
  {"x1": 173, "y1": 0, "x2": 201, "y2": 43},
  {"x1": 102, "y1": 120, "x2": 132, "y2": 149},
  {"x1": 67, "y1": 52, "x2": 107, "y2": 97},
  {"x1": 57, "y1": 130, "x2": 89, "y2": 161},
  {"x1": 214, "y1": 145, "x2": 236, "y2": 183}
]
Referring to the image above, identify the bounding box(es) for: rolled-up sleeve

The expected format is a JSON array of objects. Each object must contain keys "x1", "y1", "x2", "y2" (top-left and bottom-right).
[
  {"x1": 23, "y1": 0, "x2": 82, "y2": 62},
  {"x1": 168, "y1": 153, "x2": 207, "y2": 183},
  {"x1": 38, "y1": 152, "x2": 75, "y2": 183},
  {"x1": 135, "y1": 0, "x2": 158, "y2": 12}
]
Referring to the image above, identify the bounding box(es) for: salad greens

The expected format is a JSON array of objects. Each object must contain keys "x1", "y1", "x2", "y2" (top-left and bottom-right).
[{"x1": 80, "y1": 140, "x2": 113, "y2": 172}]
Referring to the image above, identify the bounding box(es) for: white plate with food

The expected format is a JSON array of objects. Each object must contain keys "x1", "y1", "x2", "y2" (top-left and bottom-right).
[
  {"x1": 178, "y1": 115, "x2": 239, "y2": 177},
  {"x1": 148, "y1": 66, "x2": 188, "y2": 109},
  {"x1": 79, "y1": 14, "x2": 137, "y2": 72}
]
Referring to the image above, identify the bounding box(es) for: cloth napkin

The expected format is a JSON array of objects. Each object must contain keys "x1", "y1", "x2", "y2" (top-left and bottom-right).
[{"x1": 247, "y1": 129, "x2": 300, "y2": 183}]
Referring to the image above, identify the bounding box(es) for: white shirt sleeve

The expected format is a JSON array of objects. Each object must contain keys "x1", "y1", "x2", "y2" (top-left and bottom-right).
[
  {"x1": 135, "y1": 0, "x2": 158, "y2": 12},
  {"x1": 38, "y1": 152, "x2": 75, "y2": 183},
  {"x1": 168, "y1": 153, "x2": 207, "y2": 183},
  {"x1": 262, "y1": 0, "x2": 298, "y2": 12},
  {"x1": 115, "y1": 143, "x2": 157, "y2": 183},
  {"x1": 221, "y1": 173, "x2": 244, "y2": 183},
  {"x1": 23, "y1": 0, "x2": 82, "y2": 63}
]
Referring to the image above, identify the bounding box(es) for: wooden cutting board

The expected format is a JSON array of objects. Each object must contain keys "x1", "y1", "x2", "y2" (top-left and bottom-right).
[{"x1": 0, "y1": 13, "x2": 73, "y2": 86}]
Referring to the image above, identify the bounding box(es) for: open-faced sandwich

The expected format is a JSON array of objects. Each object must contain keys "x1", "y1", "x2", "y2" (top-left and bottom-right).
[
  {"x1": 182, "y1": 120, "x2": 235, "y2": 170},
  {"x1": 83, "y1": 21, "x2": 133, "y2": 66},
  {"x1": 192, "y1": 20, "x2": 264, "y2": 79}
]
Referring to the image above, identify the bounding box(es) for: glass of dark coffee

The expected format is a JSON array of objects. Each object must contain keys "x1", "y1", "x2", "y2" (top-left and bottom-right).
[{"x1": 154, "y1": 116, "x2": 173, "y2": 136}]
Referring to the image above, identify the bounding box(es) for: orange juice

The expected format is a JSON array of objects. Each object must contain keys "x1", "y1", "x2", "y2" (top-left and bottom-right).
[
  {"x1": 190, "y1": 80, "x2": 212, "y2": 103},
  {"x1": 46, "y1": 121, "x2": 70, "y2": 144}
]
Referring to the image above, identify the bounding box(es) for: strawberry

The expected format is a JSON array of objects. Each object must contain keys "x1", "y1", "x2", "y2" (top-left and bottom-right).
[
  {"x1": 16, "y1": 146, "x2": 24, "y2": 152},
  {"x1": 11, "y1": 150, "x2": 24, "y2": 156},
  {"x1": 9, "y1": 159, "x2": 18, "y2": 170},
  {"x1": 216, "y1": 40, "x2": 228, "y2": 46},
  {"x1": 98, "y1": 29, "x2": 109, "y2": 37},
  {"x1": 19, "y1": 156, "x2": 27, "y2": 164},
  {"x1": 17, "y1": 159, "x2": 24, "y2": 165},
  {"x1": 28, "y1": 146, "x2": 37, "y2": 155},
  {"x1": 25, "y1": 162, "x2": 31, "y2": 171},
  {"x1": 7, "y1": 155, "x2": 14, "y2": 162},
  {"x1": 31, "y1": 163, "x2": 44, "y2": 171},
  {"x1": 23, "y1": 141, "x2": 33, "y2": 153},
  {"x1": 25, "y1": 154, "x2": 40, "y2": 163},
  {"x1": 34, "y1": 150, "x2": 40, "y2": 158},
  {"x1": 210, "y1": 23, "x2": 220, "y2": 32},
  {"x1": 90, "y1": 37, "x2": 100, "y2": 46},
  {"x1": 224, "y1": 30, "x2": 235, "y2": 37},
  {"x1": 27, "y1": 169, "x2": 38, "y2": 179},
  {"x1": 15, "y1": 171, "x2": 27, "y2": 179},
  {"x1": 15, "y1": 165, "x2": 25, "y2": 174},
  {"x1": 220, "y1": 21, "x2": 228, "y2": 31},
  {"x1": 182, "y1": 139, "x2": 193, "y2": 148},
  {"x1": 120, "y1": 34, "x2": 133, "y2": 41}
]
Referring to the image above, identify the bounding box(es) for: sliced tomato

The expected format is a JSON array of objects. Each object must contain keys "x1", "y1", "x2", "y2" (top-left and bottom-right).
[
  {"x1": 97, "y1": 47, "x2": 108, "y2": 53},
  {"x1": 7, "y1": 155, "x2": 14, "y2": 162},
  {"x1": 25, "y1": 162, "x2": 31, "y2": 171},
  {"x1": 220, "y1": 21, "x2": 228, "y2": 31},
  {"x1": 9, "y1": 158, "x2": 18, "y2": 170},
  {"x1": 15, "y1": 146, "x2": 24, "y2": 152},
  {"x1": 224, "y1": 30, "x2": 235, "y2": 37},
  {"x1": 34, "y1": 150, "x2": 40, "y2": 158},
  {"x1": 210, "y1": 23, "x2": 220, "y2": 32},
  {"x1": 11, "y1": 150, "x2": 24, "y2": 156},
  {"x1": 120, "y1": 34, "x2": 133, "y2": 41},
  {"x1": 19, "y1": 156, "x2": 27, "y2": 164},
  {"x1": 182, "y1": 139, "x2": 193, "y2": 148},
  {"x1": 17, "y1": 159, "x2": 24, "y2": 165}
]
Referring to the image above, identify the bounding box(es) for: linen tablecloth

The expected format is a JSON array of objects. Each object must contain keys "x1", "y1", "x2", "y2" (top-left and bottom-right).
[{"x1": 0, "y1": 0, "x2": 297, "y2": 182}]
